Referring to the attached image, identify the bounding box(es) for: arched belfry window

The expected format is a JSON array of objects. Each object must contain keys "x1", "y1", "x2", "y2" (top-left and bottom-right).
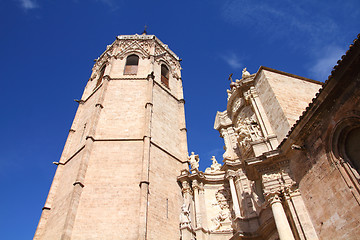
[
  {"x1": 95, "y1": 65, "x2": 106, "y2": 89},
  {"x1": 161, "y1": 64, "x2": 169, "y2": 88},
  {"x1": 124, "y1": 54, "x2": 139, "y2": 75}
]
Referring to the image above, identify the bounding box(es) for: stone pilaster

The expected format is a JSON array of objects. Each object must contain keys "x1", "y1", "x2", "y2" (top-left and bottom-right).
[
  {"x1": 284, "y1": 188, "x2": 319, "y2": 240},
  {"x1": 245, "y1": 87, "x2": 278, "y2": 150},
  {"x1": 266, "y1": 192, "x2": 295, "y2": 240}
]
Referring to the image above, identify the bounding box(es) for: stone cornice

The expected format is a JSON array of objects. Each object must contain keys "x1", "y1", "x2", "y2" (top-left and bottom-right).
[
  {"x1": 177, "y1": 169, "x2": 226, "y2": 184},
  {"x1": 214, "y1": 110, "x2": 232, "y2": 131}
]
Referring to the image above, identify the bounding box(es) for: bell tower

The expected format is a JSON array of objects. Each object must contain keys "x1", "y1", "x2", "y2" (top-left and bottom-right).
[{"x1": 34, "y1": 34, "x2": 188, "y2": 239}]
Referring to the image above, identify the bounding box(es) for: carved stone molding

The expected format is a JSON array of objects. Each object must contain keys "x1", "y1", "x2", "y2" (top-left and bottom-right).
[
  {"x1": 225, "y1": 170, "x2": 236, "y2": 180},
  {"x1": 265, "y1": 191, "x2": 282, "y2": 205}
]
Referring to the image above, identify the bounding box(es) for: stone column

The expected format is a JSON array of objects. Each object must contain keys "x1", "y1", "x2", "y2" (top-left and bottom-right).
[
  {"x1": 227, "y1": 172, "x2": 241, "y2": 218},
  {"x1": 192, "y1": 180, "x2": 202, "y2": 228},
  {"x1": 267, "y1": 192, "x2": 295, "y2": 240}
]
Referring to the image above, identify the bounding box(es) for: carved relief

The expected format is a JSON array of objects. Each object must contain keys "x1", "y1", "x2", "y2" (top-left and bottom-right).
[
  {"x1": 262, "y1": 168, "x2": 296, "y2": 199},
  {"x1": 234, "y1": 111, "x2": 263, "y2": 155},
  {"x1": 154, "y1": 43, "x2": 180, "y2": 72},
  {"x1": 116, "y1": 40, "x2": 151, "y2": 60},
  {"x1": 211, "y1": 188, "x2": 233, "y2": 231},
  {"x1": 232, "y1": 97, "x2": 245, "y2": 114}
]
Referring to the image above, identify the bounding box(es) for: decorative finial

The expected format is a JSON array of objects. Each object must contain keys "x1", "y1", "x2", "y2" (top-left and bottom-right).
[
  {"x1": 228, "y1": 73, "x2": 233, "y2": 83},
  {"x1": 142, "y1": 25, "x2": 148, "y2": 35}
]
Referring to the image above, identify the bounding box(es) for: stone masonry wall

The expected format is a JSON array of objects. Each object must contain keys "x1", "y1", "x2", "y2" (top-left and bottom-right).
[
  {"x1": 147, "y1": 146, "x2": 187, "y2": 240},
  {"x1": 255, "y1": 69, "x2": 321, "y2": 143},
  {"x1": 71, "y1": 141, "x2": 143, "y2": 239},
  {"x1": 288, "y1": 74, "x2": 360, "y2": 239}
]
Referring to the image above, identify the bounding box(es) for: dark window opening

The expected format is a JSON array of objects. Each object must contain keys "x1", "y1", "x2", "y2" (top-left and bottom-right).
[
  {"x1": 95, "y1": 65, "x2": 106, "y2": 89},
  {"x1": 344, "y1": 127, "x2": 360, "y2": 172},
  {"x1": 161, "y1": 64, "x2": 169, "y2": 87},
  {"x1": 124, "y1": 54, "x2": 139, "y2": 75}
]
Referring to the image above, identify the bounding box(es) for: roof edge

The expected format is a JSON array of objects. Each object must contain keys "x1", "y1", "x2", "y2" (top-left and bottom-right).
[{"x1": 253, "y1": 66, "x2": 323, "y2": 85}]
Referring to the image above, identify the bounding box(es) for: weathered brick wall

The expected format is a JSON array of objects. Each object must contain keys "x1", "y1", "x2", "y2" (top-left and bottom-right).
[{"x1": 287, "y1": 74, "x2": 360, "y2": 239}]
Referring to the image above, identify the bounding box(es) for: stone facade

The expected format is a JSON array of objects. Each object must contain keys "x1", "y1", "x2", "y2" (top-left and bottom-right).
[
  {"x1": 179, "y1": 67, "x2": 321, "y2": 240},
  {"x1": 178, "y1": 35, "x2": 360, "y2": 240},
  {"x1": 35, "y1": 33, "x2": 360, "y2": 240}
]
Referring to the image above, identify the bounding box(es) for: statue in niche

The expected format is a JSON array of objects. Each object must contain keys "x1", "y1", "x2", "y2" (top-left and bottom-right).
[
  {"x1": 188, "y1": 152, "x2": 199, "y2": 172},
  {"x1": 234, "y1": 118, "x2": 252, "y2": 148},
  {"x1": 180, "y1": 203, "x2": 192, "y2": 228},
  {"x1": 235, "y1": 116, "x2": 263, "y2": 150},
  {"x1": 205, "y1": 156, "x2": 222, "y2": 173},
  {"x1": 211, "y1": 188, "x2": 232, "y2": 231}
]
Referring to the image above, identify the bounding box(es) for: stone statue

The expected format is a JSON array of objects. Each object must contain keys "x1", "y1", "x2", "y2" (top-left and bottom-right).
[
  {"x1": 205, "y1": 156, "x2": 222, "y2": 173},
  {"x1": 188, "y1": 152, "x2": 199, "y2": 172},
  {"x1": 242, "y1": 68, "x2": 250, "y2": 78},
  {"x1": 180, "y1": 203, "x2": 191, "y2": 228}
]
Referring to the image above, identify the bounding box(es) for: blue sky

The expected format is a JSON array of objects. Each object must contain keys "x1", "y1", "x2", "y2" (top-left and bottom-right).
[{"x1": 1, "y1": 0, "x2": 359, "y2": 238}]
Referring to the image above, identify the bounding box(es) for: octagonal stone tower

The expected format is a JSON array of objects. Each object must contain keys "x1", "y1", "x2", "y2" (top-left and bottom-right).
[{"x1": 34, "y1": 34, "x2": 188, "y2": 239}]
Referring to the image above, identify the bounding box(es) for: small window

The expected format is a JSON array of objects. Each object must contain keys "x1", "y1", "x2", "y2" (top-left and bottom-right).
[
  {"x1": 161, "y1": 64, "x2": 169, "y2": 87},
  {"x1": 124, "y1": 54, "x2": 139, "y2": 75},
  {"x1": 95, "y1": 65, "x2": 106, "y2": 89}
]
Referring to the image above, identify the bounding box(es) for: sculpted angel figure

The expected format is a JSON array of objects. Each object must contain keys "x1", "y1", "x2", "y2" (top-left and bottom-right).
[
  {"x1": 242, "y1": 68, "x2": 251, "y2": 78},
  {"x1": 188, "y1": 152, "x2": 199, "y2": 171}
]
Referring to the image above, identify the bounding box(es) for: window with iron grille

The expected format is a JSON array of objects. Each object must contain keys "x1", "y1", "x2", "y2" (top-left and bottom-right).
[{"x1": 124, "y1": 54, "x2": 139, "y2": 75}]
